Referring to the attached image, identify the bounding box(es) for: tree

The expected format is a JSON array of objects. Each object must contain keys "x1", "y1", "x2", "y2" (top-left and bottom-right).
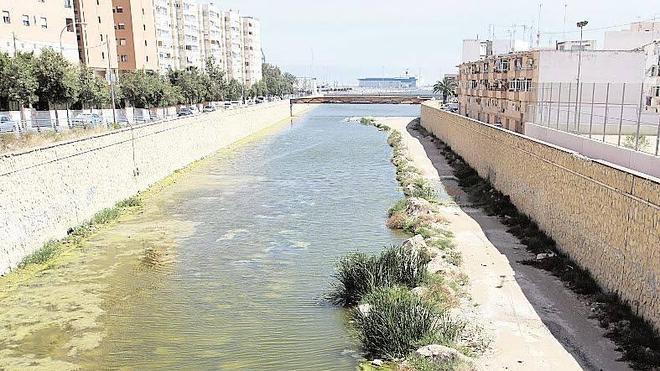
[
  {"x1": 432, "y1": 77, "x2": 458, "y2": 104},
  {"x1": 248, "y1": 80, "x2": 268, "y2": 98},
  {"x1": 168, "y1": 67, "x2": 208, "y2": 104},
  {"x1": 77, "y1": 65, "x2": 110, "y2": 108},
  {"x1": 0, "y1": 52, "x2": 38, "y2": 109},
  {"x1": 205, "y1": 57, "x2": 227, "y2": 101},
  {"x1": 34, "y1": 48, "x2": 80, "y2": 109},
  {"x1": 226, "y1": 78, "x2": 243, "y2": 101}
]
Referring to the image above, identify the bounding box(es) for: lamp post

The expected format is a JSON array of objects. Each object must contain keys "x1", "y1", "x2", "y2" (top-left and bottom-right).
[
  {"x1": 59, "y1": 21, "x2": 86, "y2": 56},
  {"x1": 574, "y1": 20, "x2": 588, "y2": 132}
]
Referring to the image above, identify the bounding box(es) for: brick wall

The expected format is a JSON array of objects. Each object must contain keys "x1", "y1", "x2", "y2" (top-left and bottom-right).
[{"x1": 421, "y1": 101, "x2": 660, "y2": 329}]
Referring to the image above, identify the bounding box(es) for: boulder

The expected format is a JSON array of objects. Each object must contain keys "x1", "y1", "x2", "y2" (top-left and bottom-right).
[
  {"x1": 358, "y1": 303, "x2": 371, "y2": 316},
  {"x1": 415, "y1": 344, "x2": 474, "y2": 368},
  {"x1": 405, "y1": 197, "x2": 434, "y2": 218},
  {"x1": 371, "y1": 359, "x2": 384, "y2": 367},
  {"x1": 401, "y1": 235, "x2": 427, "y2": 252},
  {"x1": 535, "y1": 252, "x2": 556, "y2": 260}
]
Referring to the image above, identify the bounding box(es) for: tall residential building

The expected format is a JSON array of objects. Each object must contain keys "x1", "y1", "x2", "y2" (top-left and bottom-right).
[
  {"x1": 153, "y1": 0, "x2": 178, "y2": 73},
  {"x1": 174, "y1": 0, "x2": 202, "y2": 70},
  {"x1": 458, "y1": 49, "x2": 645, "y2": 132},
  {"x1": 112, "y1": 0, "x2": 159, "y2": 72},
  {"x1": 73, "y1": 0, "x2": 118, "y2": 77},
  {"x1": 200, "y1": 3, "x2": 225, "y2": 71},
  {"x1": 242, "y1": 16, "x2": 261, "y2": 86},
  {"x1": 0, "y1": 0, "x2": 79, "y2": 63},
  {"x1": 223, "y1": 10, "x2": 244, "y2": 83},
  {"x1": 604, "y1": 21, "x2": 660, "y2": 50}
]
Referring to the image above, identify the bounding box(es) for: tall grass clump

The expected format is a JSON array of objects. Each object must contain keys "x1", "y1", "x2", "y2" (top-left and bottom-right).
[
  {"x1": 18, "y1": 240, "x2": 60, "y2": 268},
  {"x1": 352, "y1": 286, "x2": 438, "y2": 359},
  {"x1": 328, "y1": 245, "x2": 430, "y2": 307}
]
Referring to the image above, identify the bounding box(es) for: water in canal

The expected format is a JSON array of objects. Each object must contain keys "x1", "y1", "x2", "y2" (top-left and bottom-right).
[{"x1": 0, "y1": 104, "x2": 420, "y2": 370}]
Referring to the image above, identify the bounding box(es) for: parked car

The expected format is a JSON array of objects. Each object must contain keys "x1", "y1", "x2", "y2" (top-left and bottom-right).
[
  {"x1": 223, "y1": 102, "x2": 234, "y2": 109},
  {"x1": 177, "y1": 107, "x2": 194, "y2": 117},
  {"x1": 444, "y1": 103, "x2": 459, "y2": 113},
  {"x1": 0, "y1": 115, "x2": 18, "y2": 133},
  {"x1": 71, "y1": 113, "x2": 104, "y2": 128},
  {"x1": 203, "y1": 105, "x2": 216, "y2": 113},
  {"x1": 256, "y1": 96, "x2": 266, "y2": 104}
]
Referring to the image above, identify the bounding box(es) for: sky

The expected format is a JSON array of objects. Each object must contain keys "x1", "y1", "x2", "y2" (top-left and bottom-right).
[{"x1": 208, "y1": 0, "x2": 658, "y2": 85}]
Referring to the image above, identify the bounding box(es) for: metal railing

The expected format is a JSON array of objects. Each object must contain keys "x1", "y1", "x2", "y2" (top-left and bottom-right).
[{"x1": 526, "y1": 82, "x2": 660, "y2": 156}]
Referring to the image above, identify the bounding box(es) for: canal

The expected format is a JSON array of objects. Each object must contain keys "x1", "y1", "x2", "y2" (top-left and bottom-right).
[{"x1": 0, "y1": 104, "x2": 420, "y2": 370}]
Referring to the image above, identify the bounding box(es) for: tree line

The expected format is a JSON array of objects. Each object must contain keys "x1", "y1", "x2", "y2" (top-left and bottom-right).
[{"x1": 0, "y1": 48, "x2": 297, "y2": 111}]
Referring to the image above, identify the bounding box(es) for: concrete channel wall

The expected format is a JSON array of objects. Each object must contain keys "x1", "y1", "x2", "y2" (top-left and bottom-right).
[
  {"x1": 0, "y1": 101, "x2": 305, "y2": 274},
  {"x1": 420, "y1": 101, "x2": 660, "y2": 330}
]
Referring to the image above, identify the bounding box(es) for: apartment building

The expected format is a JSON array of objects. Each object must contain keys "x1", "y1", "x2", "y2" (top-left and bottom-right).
[
  {"x1": 223, "y1": 10, "x2": 244, "y2": 83},
  {"x1": 604, "y1": 22, "x2": 660, "y2": 113},
  {"x1": 200, "y1": 3, "x2": 225, "y2": 71},
  {"x1": 73, "y1": 0, "x2": 118, "y2": 78},
  {"x1": 0, "y1": 0, "x2": 79, "y2": 63},
  {"x1": 153, "y1": 0, "x2": 178, "y2": 73},
  {"x1": 174, "y1": 0, "x2": 202, "y2": 70},
  {"x1": 458, "y1": 49, "x2": 645, "y2": 132},
  {"x1": 112, "y1": 0, "x2": 159, "y2": 72},
  {"x1": 242, "y1": 16, "x2": 262, "y2": 86}
]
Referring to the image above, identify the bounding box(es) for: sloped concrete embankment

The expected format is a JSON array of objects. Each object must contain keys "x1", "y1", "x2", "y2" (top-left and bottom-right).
[
  {"x1": 420, "y1": 101, "x2": 660, "y2": 331},
  {"x1": 0, "y1": 102, "x2": 309, "y2": 274}
]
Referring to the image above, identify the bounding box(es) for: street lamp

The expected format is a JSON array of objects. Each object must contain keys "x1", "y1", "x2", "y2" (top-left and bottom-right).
[
  {"x1": 574, "y1": 20, "x2": 588, "y2": 131},
  {"x1": 59, "y1": 21, "x2": 86, "y2": 56}
]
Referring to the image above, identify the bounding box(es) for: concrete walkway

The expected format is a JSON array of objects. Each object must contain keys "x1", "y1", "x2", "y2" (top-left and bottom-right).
[{"x1": 377, "y1": 117, "x2": 630, "y2": 371}]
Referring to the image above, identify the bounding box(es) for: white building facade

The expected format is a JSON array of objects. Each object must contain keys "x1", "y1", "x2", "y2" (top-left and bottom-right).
[{"x1": 242, "y1": 16, "x2": 262, "y2": 87}]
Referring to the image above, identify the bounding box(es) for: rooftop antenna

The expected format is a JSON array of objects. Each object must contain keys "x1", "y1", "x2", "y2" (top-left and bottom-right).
[{"x1": 536, "y1": 3, "x2": 542, "y2": 47}]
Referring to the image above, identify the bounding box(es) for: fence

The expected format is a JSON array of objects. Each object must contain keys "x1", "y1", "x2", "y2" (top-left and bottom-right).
[
  {"x1": 0, "y1": 101, "x2": 263, "y2": 137},
  {"x1": 526, "y1": 82, "x2": 660, "y2": 156}
]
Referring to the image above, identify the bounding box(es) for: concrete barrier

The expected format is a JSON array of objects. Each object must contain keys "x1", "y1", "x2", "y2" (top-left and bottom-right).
[
  {"x1": 0, "y1": 101, "x2": 307, "y2": 274},
  {"x1": 421, "y1": 101, "x2": 660, "y2": 330}
]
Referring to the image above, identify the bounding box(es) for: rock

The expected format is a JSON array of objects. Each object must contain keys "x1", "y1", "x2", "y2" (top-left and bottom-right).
[
  {"x1": 371, "y1": 359, "x2": 384, "y2": 367},
  {"x1": 427, "y1": 256, "x2": 458, "y2": 275},
  {"x1": 401, "y1": 235, "x2": 427, "y2": 252},
  {"x1": 405, "y1": 197, "x2": 434, "y2": 218},
  {"x1": 358, "y1": 303, "x2": 371, "y2": 316},
  {"x1": 535, "y1": 252, "x2": 556, "y2": 260},
  {"x1": 411, "y1": 286, "x2": 428, "y2": 297},
  {"x1": 416, "y1": 344, "x2": 475, "y2": 368}
]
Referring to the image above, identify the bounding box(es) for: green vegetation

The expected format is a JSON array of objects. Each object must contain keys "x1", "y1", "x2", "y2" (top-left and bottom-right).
[
  {"x1": 432, "y1": 77, "x2": 457, "y2": 104},
  {"x1": 328, "y1": 244, "x2": 430, "y2": 307},
  {"x1": 622, "y1": 135, "x2": 650, "y2": 151},
  {"x1": 420, "y1": 122, "x2": 660, "y2": 370},
  {"x1": 352, "y1": 286, "x2": 439, "y2": 359},
  {"x1": 17, "y1": 194, "x2": 143, "y2": 269},
  {"x1": 0, "y1": 49, "x2": 296, "y2": 111}
]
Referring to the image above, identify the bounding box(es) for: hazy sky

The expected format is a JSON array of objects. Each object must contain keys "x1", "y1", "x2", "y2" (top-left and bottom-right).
[{"x1": 211, "y1": 0, "x2": 658, "y2": 85}]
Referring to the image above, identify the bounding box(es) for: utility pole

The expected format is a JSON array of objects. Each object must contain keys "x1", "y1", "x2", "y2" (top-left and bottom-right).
[
  {"x1": 106, "y1": 34, "x2": 117, "y2": 126},
  {"x1": 12, "y1": 32, "x2": 17, "y2": 56}
]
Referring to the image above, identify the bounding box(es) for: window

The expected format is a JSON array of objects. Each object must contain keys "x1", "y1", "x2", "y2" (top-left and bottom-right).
[
  {"x1": 65, "y1": 18, "x2": 74, "y2": 31},
  {"x1": 117, "y1": 23, "x2": 125, "y2": 30},
  {"x1": 40, "y1": 17, "x2": 47, "y2": 28},
  {"x1": 101, "y1": 51, "x2": 105, "y2": 60},
  {"x1": 64, "y1": 0, "x2": 72, "y2": 8},
  {"x1": 21, "y1": 15, "x2": 29, "y2": 26},
  {"x1": 118, "y1": 38, "x2": 126, "y2": 46},
  {"x1": 144, "y1": 40, "x2": 147, "y2": 46},
  {"x1": 142, "y1": 8, "x2": 144, "y2": 15},
  {"x1": 97, "y1": 16, "x2": 101, "y2": 23},
  {"x1": 143, "y1": 24, "x2": 145, "y2": 31},
  {"x1": 120, "y1": 55, "x2": 128, "y2": 62},
  {"x1": 2, "y1": 11, "x2": 10, "y2": 24},
  {"x1": 116, "y1": 7, "x2": 123, "y2": 13},
  {"x1": 145, "y1": 55, "x2": 149, "y2": 62}
]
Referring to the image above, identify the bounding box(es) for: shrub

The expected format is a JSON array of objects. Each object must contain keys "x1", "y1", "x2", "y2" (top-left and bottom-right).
[
  {"x1": 328, "y1": 252, "x2": 382, "y2": 306},
  {"x1": 18, "y1": 240, "x2": 60, "y2": 267},
  {"x1": 92, "y1": 207, "x2": 121, "y2": 225},
  {"x1": 117, "y1": 195, "x2": 142, "y2": 208},
  {"x1": 329, "y1": 245, "x2": 430, "y2": 307},
  {"x1": 352, "y1": 286, "x2": 438, "y2": 359}
]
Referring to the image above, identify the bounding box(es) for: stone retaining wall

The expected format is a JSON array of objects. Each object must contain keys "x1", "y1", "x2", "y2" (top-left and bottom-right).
[
  {"x1": 421, "y1": 101, "x2": 660, "y2": 329},
  {"x1": 0, "y1": 101, "x2": 305, "y2": 274}
]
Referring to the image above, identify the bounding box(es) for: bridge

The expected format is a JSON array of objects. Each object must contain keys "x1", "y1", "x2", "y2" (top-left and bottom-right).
[{"x1": 291, "y1": 95, "x2": 433, "y2": 105}]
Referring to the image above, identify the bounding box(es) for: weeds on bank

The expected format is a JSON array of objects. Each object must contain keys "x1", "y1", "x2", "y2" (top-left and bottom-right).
[
  {"x1": 17, "y1": 195, "x2": 143, "y2": 269},
  {"x1": 332, "y1": 118, "x2": 477, "y2": 370},
  {"x1": 415, "y1": 122, "x2": 660, "y2": 370}
]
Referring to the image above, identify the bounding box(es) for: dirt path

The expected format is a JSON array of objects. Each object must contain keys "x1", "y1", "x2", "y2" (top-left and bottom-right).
[{"x1": 376, "y1": 117, "x2": 630, "y2": 371}]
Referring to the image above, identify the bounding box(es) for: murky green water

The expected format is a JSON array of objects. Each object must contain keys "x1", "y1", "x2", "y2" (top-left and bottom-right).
[{"x1": 0, "y1": 104, "x2": 420, "y2": 370}]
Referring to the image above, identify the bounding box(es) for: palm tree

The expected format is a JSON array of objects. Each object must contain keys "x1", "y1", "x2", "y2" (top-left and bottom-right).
[{"x1": 433, "y1": 77, "x2": 457, "y2": 104}]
